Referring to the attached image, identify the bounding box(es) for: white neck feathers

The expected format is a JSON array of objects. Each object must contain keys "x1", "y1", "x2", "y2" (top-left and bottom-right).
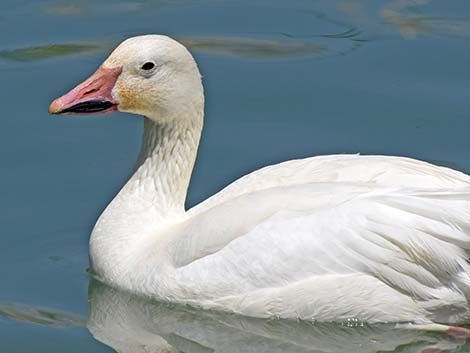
[
  {"x1": 90, "y1": 114, "x2": 203, "y2": 279},
  {"x1": 127, "y1": 117, "x2": 202, "y2": 216}
]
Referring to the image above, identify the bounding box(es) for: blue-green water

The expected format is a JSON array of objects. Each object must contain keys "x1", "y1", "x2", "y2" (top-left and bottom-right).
[{"x1": 1, "y1": 0, "x2": 470, "y2": 351}]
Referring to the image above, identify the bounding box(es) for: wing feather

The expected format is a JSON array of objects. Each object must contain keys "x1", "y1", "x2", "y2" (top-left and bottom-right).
[{"x1": 173, "y1": 185, "x2": 470, "y2": 322}]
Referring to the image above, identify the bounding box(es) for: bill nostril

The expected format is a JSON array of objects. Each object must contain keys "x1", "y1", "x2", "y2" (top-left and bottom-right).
[{"x1": 84, "y1": 88, "x2": 98, "y2": 96}]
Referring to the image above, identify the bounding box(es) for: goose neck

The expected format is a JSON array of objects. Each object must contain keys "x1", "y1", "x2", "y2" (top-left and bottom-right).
[{"x1": 124, "y1": 117, "x2": 202, "y2": 217}]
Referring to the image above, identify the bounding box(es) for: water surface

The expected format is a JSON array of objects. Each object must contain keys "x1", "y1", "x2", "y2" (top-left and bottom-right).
[{"x1": 2, "y1": 0, "x2": 470, "y2": 352}]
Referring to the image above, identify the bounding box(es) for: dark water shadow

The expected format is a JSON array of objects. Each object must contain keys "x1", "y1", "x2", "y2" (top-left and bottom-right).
[
  {"x1": 0, "y1": 303, "x2": 84, "y2": 327},
  {"x1": 0, "y1": 33, "x2": 360, "y2": 64},
  {"x1": 0, "y1": 43, "x2": 106, "y2": 62},
  {"x1": 178, "y1": 36, "x2": 326, "y2": 58}
]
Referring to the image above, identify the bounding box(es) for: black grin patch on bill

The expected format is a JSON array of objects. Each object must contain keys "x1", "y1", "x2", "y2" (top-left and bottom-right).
[{"x1": 61, "y1": 99, "x2": 115, "y2": 113}]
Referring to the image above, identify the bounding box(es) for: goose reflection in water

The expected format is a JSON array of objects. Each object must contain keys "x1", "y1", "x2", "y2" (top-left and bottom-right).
[{"x1": 87, "y1": 280, "x2": 466, "y2": 353}]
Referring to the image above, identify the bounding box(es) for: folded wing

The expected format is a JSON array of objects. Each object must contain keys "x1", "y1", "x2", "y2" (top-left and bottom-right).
[{"x1": 174, "y1": 185, "x2": 470, "y2": 322}]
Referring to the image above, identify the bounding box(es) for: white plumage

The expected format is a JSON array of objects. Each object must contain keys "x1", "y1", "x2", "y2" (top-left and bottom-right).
[
  {"x1": 50, "y1": 35, "x2": 470, "y2": 325},
  {"x1": 168, "y1": 156, "x2": 470, "y2": 323}
]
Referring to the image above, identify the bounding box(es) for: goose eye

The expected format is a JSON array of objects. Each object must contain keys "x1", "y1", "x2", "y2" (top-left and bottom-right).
[{"x1": 141, "y1": 62, "x2": 156, "y2": 71}]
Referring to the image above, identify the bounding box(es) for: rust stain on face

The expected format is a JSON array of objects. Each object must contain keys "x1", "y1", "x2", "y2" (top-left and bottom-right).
[{"x1": 114, "y1": 81, "x2": 136, "y2": 111}]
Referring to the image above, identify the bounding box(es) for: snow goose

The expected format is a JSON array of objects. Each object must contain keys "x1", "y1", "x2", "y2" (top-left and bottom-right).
[{"x1": 49, "y1": 35, "x2": 470, "y2": 331}]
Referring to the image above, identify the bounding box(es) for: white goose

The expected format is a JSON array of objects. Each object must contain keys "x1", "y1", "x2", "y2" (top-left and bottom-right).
[{"x1": 49, "y1": 35, "x2": 470, "y2": 331}]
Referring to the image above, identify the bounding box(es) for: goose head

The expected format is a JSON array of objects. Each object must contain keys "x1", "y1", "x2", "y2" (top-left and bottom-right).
[{"x1": 49, "y1": 35, "x2": 204, "y2": 123}]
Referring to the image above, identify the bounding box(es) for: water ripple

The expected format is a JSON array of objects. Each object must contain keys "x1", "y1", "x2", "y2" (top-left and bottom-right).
[{"x1": 0, "y1": 303, "x2": 84, "y2": 327}]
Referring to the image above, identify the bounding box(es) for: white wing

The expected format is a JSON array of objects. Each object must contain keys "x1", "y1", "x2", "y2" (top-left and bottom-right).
[
  {"x1": 189, "y1": 155, "x2": 470, "y2": 215},
  {"x1": 171, "y1": 183, "x2": 470, "y2": 323}
]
